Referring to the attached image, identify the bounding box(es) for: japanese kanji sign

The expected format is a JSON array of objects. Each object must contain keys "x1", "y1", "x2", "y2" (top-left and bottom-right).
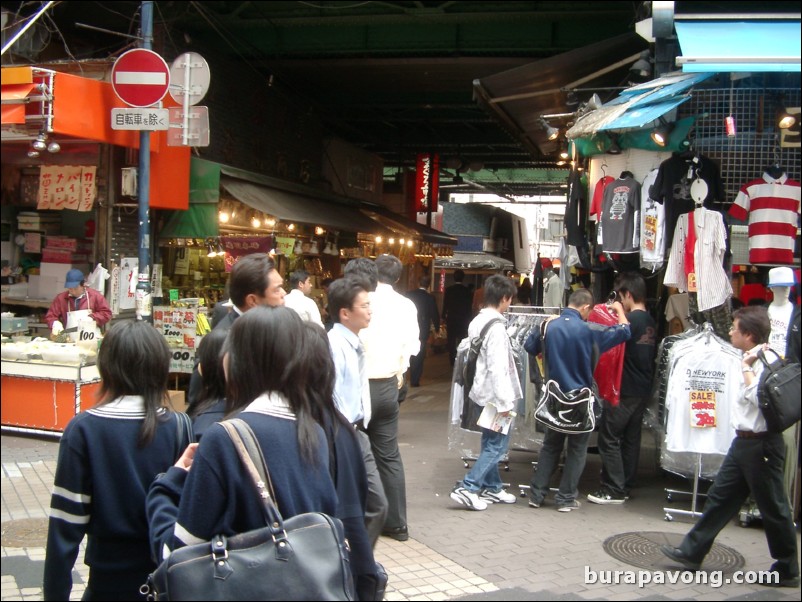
[
  {"x1": 111, "y1": 107, "x2": 169, "y2": 130},
  {"x1": 37, "y1": 165, "x2": 97, "y2": 211}
]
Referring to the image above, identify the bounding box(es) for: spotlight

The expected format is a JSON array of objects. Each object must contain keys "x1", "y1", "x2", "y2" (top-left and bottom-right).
[
  {"x1": 375, "y1": 236, "x2": 383, "y2": 244},
  {"x1": 650, "y1": 119, "x2": 674, "y2": 147},
  {"x1": 323, "y1": 241, "x2": 338, "y2": 256},
  {"x1": 314, "y1": 226, "x2": 325, "y2": 236},
  {"x1": 388, "y1": 238, "x2": 395, "y2": 245},
  {"x1": 32, "y1": 133, "x2": 47, "y2": 152},
  {"x1": 250, "y1": 212, "x2": 261, "y2": 229},
  {"x1": 607, "y1": 135, "x2": 622, "y2": 155},
  {"x1": 27, "y1": 149, "x2": 40, "y2": 158},
  {"x1": 287, "y1": 223, "x2": 295, "y2": 231},
  {"x1": 584, "y1": 94, "x2": 602, "y2": 112},
  {"x1": 219, "y1": 204, "x2": 230, "y2": 223},
  {"x1": 216, "y1": 240, "x2": 225, "y2": 255},
  {"x1": 539, "y1": 117, "x2": 559, "y2": 141},
  {"x1": 47, "y1": 140, "x2": 60, "y2": 153},
  {"x1": 629, "y1": 50, "x2": 652, "y2": 82},
  {"x1": 406, "y1": 240, "x2": 414, "y2": 248},
  {"x1": 399, "y1": 238, "x2": 405, "y2": 245},
  {"x1": 777, "y1": 109, "x2": 796, "y2": 130},
  {"x1": 206, "y1": 240, "x2": 217, "y2": 257}
]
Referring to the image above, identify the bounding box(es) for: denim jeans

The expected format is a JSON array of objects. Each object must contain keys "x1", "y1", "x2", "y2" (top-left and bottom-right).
[
  {"x1": 530, "y1": 427, "x2": 591, "y2": 506},
  {"x1": 462, "y1": 427, "x2": 510, "y2": 493}
]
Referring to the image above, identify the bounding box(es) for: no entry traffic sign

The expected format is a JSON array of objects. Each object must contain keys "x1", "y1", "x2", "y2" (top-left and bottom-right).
[{"x1": 112, "y1": 49, "x2": 170, "y2": 108}]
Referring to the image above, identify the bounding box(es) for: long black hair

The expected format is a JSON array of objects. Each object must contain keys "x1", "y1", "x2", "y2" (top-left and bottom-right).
[
  {"x1": 187, "y1": 327, "x2": 228, "y2": 419},
  {"x1": 96, "y1": 320, "x2": 170, "y2": 446},
  {"x1": 224, "y1": 306, "x2": 322, "y2": 463}
]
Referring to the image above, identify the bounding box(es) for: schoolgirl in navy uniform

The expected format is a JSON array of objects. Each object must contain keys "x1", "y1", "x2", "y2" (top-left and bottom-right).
[
  {"x1": 43, "y1": 320, "x2": 192, "y2": 601},
  {"x1": 147, "y1": 307, "x2": 338, "y2": 566}
]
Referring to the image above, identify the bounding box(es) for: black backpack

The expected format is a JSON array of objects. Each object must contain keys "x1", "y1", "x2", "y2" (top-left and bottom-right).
[{"x1": 756, "y1": 349, "x2": 801, "y2": 433}]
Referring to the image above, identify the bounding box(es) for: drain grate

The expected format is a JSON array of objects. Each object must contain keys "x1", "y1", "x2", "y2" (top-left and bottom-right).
[
  {"x1": 603, "y1": 531, "x2": 745, "y2": 572},
  {"x1": 1, "y1": 518, "x2": 49, "y2": 548}
]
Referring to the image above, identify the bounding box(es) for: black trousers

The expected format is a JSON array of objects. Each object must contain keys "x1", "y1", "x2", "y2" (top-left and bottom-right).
[
  {"x1": 678, "y1": 433, "x2": 799, "y2": 579},
  {"x1": 409, "y1": 338, "x2": 428, "y2": 385},
  {"x1": 598, "y1": 395, "x2": 647, "y2": 496}
]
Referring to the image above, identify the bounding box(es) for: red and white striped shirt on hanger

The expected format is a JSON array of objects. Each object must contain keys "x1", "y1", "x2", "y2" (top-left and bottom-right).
[{"x1": 728, "y1": 173, "x2": 801, "y2": 264}]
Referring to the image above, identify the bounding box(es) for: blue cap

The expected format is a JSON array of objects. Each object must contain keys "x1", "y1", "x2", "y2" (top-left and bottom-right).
[{"x1": 64, "y1": 269, "x2": 85, "y2": 288}]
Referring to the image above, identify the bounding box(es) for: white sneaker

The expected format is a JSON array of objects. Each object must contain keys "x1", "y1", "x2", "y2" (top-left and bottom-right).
[
  {"x1": 450, "y1": 486, "x2": 488, "y2": 511},
  {"x1": 480, "y1": 489, "x2": 517, "y2": 504}
]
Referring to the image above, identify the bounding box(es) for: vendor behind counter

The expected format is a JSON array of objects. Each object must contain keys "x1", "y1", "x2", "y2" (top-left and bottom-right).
[{"x1": 45, "y1": 269, "x2": 112, "y2": 337}]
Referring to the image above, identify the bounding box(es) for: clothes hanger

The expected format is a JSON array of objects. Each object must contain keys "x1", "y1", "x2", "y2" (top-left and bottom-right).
[{"x1": 600, "y1": 161, "x2": 608, "y2": 178}]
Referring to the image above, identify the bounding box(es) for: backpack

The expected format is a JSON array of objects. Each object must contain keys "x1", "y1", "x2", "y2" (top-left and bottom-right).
[
  {"x1": 456, "y1": 318, "x2": 504, "y2": 430},
  {"x1": 756, "y1": 349, "x2": 801, "y2": 433}
]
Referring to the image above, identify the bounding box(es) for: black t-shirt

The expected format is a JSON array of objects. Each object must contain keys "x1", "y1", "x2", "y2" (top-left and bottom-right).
[{"x1": 621, "y1": 309, "x2": 657, "y2": 397}]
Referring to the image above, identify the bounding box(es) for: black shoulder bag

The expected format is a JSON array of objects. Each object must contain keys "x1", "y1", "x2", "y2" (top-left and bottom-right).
[{"x1": 756, "y1": 349, "x2": 801, "y2": 433}]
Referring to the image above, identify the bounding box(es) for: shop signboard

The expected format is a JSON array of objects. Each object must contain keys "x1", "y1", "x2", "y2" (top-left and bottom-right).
[
  {"x1": 221, "y1": 236, "x2": 273, "y2": 272},
  {"x1": 37, "y1": 165, "x2": 97, "y2": 211},
  {"x1": 414, "y1": 153, "x2": 439, "y2": 213},
  {"x1": 153, "y1": 305, "x2": 198, "y2": 373}
]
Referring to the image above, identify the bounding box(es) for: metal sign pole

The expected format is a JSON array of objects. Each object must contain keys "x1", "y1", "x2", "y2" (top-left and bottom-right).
[{"x1": 136, "y1": 0, "x2": 153, "y2": 322}]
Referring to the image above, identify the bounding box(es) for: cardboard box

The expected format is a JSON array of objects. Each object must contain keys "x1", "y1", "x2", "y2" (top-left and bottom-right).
[
  {"x1": 42, "y1": 248, "x2": 74, "y2": 264},
  {"x1": 27, "y1": 274, "x2": 60, "y2": 299},
  {"x1": 166, "y1": 390, "x2": 188, "y2": 413},
  {"x1": 45, "y1": 237, "x2": 78, "y2": 251}
]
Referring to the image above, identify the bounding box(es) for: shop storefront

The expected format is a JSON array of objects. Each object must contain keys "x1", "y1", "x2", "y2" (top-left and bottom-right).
[{"x1": 1, "y1": 64, "x2": 190, "y2": 434}]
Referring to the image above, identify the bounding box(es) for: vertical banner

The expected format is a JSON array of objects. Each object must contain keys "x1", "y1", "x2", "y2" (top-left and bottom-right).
[
  {"x1": 414, "y1": 153, "x2": 439, "y2": 213},
  {"x1": 37, "y1": 165, "x2": 98, "y2": 211}
]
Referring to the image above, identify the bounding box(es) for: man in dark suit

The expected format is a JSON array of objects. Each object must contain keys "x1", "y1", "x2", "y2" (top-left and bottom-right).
[
  {"x1": 188, "y1": 254, "x2": 286, "y2": 408},
  {"x1": 442, "y1": 269, "x2": 473, "y2": 366},
  {"x1": 406, "y1": 275, "x2": 440, "y2": 387}
]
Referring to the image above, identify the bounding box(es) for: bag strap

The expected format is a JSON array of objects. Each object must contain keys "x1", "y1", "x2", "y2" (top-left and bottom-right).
[
  {"x1": 173, "y1": 411, "x2": 195, "y2": 461},
  {"x1": 220, "y1": 419, "x2": 282, "y2": 525},
  {"x1": 539, "y1": 318, "x2": 551, "y2": 381},
  {"x1": 479, "y1": 317, "x2": 504, "y2": 341},
  {"x1": 756, "y1": 347, "x2": 782, "y2": 370}
]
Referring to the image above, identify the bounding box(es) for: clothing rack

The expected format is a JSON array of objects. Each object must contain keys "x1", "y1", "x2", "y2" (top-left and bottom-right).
[{"x1": 663, "y1": 453, "x2": 707, "y2": 522}]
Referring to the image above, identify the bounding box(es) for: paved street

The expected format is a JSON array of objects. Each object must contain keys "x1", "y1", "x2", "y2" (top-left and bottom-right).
[{"x1": 2, "y1": 350, "x2": 800, "y2": 601}]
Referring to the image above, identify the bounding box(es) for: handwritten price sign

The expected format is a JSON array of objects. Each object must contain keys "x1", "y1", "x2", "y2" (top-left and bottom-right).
[{"x1": 690, "y1": 390, "x2": 716, "y2": 428}]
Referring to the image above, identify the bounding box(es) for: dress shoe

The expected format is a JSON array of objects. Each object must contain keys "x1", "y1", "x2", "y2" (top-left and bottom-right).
[
  {"x1": 381, "y1": 526, "x2": 409, "y2": 542},
  {"x1": 660, "y1": 545, "x2": 701, "y2": 571},
  {"x1": 763, "y1": 575, "x2": 800, "y2": 588}
]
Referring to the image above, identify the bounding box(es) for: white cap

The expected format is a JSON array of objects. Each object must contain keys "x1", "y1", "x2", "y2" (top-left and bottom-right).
[{"x1": 767, "y1": 266, "x2": 795, "y2": 288}]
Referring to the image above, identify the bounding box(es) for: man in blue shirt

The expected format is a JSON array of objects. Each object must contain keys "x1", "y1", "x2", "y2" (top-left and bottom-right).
[
  {"x1": 524, "y1": 288, "x2": 630, "y2": 512},
  {"x1": 327, "y1": 276, "x2": 388, "y2": 545}
]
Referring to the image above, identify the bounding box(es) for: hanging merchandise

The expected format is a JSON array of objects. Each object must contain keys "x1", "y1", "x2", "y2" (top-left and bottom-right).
[
  {"x1": 651, "y1": 152, "x2": 725, "y2": 248},
  {"x1": 639, "y1": 168, "x2": 664, "y2": 271},
  {"x1": 589, "y1": 173, "x2": 614, "y2": 223},
  {"x1": 662, "y1": 326, "x2": 742, "y2": 456},
  {"x1": 663, "y1": 207, "x2": 732, "y2": 312},
  {"x1": 597, "y1": 171, "x2": 640, "y2": 254},
  {"x1": 728, "y1": 169, "x2": 801, "y2": 265},
  {"x1": 588, "y1": 303, "x2": 626, "y2": 406},
  {"x1": 564, "y1": 169, "x2": 591, "y2": 269}
]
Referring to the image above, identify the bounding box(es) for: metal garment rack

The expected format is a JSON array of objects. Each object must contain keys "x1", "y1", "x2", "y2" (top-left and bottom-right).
[
  {"x1": 663, "y1": 453, "x2": 708, "y2": 522},
  {"x1": 456, "y1": 306, "x2": 560, "y2": 473}
]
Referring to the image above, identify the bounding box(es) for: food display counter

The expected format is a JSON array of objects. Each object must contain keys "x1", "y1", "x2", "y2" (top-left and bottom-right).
[{"x1": 1, "y1": 342, "x2": 100, "y2": 436}]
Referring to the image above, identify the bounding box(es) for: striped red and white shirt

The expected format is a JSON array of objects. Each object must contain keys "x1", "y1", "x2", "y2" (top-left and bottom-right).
[{"x1": 729, "y1": 173, "x2": 801, "y2": 264}]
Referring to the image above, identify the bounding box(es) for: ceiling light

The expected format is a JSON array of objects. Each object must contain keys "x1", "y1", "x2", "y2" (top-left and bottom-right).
[
  {"x1": 406, "y1": 240, "x2": 414, "y2": 248},
  {"x1": 218, "y1": 206, "x2": 230, "y2": 223},
  {"x1": 389, "y1": 238, "x2": 395, "y2": 245},
  {"x1": 31, "y1": 133, "x2": 47, "y2": 152},
  {"x1": 399, "y1": 238, "x2": 405, "y2": 245},
  {"x1": 206, "y1": 240, "x2": 217, "y2": 257},
  {"x1": 216, "y1": 240, "x2": 225, "y2": 255},
  {"x1": 315, "y1": 226, "x2": 325, "y2": 235},
  {"x1": 607, "y1": 135, "x2": 622, "y2": 155},
  {"x1": 47, "y1": 140, "x2": 60, "y2": 153},
  {"x1": 250, "y1": 212, "x2": 261, "y2": 229},
  {"x1": 287, "y1": 223, "x2": 295, "y2": 231},
  {"x1": 375, "y1": 236, "x2": 383, "y2": 243},
  {"x1": 585, "y1": 94, "x2": 602, "y2": 112},
  {"x1": 27, "y1": 149, "x2": 40, "y2": 158},
  {"x1": 650, "y1": 119, "x2": 674, "y2": 147}
]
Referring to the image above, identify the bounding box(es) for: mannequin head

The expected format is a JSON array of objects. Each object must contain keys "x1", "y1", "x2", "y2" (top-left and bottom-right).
[{"x1": 767, "y1": 266, "x2": 795, "y2": 307}]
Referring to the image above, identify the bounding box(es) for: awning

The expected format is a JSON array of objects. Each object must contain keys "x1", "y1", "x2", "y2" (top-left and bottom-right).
[
  {"x1": 220, "y1": 177, "x2": 385, "y2": 235},
  {"x1": 474, "y1": 33, "x2": 649, "y2": 156},
  {"x1": 159, "y1": 203, "x2": 219, "y2": 239},
  {"x1": 567, "y1": 72, "x2": 714, "y2": 138},
  {"x1": 434, "y1": 252, "x2": 513, "y2": 272},
  {"x1": 675, "y1": 21, "x2": 801, "y2": 73},
  {"x1": 361, "y1": 207, "x2": 457, "y2": 246},
  {"x1": 1, "y1": 83, "x2": 36, "y2": 124}
]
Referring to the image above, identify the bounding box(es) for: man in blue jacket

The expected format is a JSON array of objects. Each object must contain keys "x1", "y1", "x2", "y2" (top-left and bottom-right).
[{"x1": 524, "y1": 288, "x2": 630, "y2": 512}]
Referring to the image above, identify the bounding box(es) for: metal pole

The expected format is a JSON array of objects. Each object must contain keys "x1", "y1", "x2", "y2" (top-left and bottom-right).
[{"x1": 136, "y1": 1, "x2": 154, "y2": 322}]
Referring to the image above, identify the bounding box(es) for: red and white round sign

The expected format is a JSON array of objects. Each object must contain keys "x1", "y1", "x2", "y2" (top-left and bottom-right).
[{"x1": 111, "y1": 49, "x2": 170, "y2": 107}]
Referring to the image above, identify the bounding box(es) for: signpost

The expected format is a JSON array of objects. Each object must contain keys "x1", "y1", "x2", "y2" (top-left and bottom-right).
[{"x1": 111, "y1": 48, "x2": 170, "y2": 108}]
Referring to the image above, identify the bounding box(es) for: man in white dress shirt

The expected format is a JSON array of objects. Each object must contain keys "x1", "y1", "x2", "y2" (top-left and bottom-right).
[
  {"x1": 284, "y1": 269, "x2": 324, "y2": 328},
  {"x1": 356, "y1": 255, "x2": 419, "y2": 541},
  {"x1": 661, "y1": 306, "x2": 799, "y2": 588}
]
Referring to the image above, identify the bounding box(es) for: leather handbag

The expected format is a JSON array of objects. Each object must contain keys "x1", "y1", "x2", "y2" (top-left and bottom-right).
[
  {"x1": 141, "y1": 419, "x2": 356, "y2": 601},
  {"x1": 534, "y1": 379, "x2": 597, "y2": 434},
  {"x1": 756, "y1": 349, "x2": 801, "y2": 433}
]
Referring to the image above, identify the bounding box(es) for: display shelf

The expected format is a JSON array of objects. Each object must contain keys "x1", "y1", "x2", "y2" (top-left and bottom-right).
[{"x1": 1, "y1": 296, "x2": 52, "y2": 309}]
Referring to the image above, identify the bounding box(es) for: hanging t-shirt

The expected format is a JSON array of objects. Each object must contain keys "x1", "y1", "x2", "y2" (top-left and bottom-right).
[
  {"x1": 639, "y1": 169, "x2": 664, "y2": 271},
  {"x1": 652, "y1": 153, "x2": 724, "y2": 247},
  {"x1": 588, "y1": 304, "x2": 625, "y2": 406},
  {"x1": 768, "y1": 301, "x2": 794, "y2": 358},
  {"x1": 565, "y1": 169, "x2": 588, "y2": 248},
  {"x1": 665, "y1": 345, "x2": 740, "y2": 455},
  {"x1": 728, "y1": 173, "x2": 801, "y2": 265},
  {"x1": 590, "y1": 175, "x2": 614, "y2": 223},
  {"x1": 598, "y1": 175, "x2": 640, "y2": 253}
]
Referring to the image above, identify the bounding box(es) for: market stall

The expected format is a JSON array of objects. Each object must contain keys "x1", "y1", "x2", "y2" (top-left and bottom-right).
[{"x1": 1, "y1": 336, "x2": 99, "y2": 436}]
